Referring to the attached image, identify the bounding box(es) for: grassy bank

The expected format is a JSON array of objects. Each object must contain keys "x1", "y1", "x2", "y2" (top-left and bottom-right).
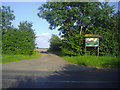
[
  {"x1": 64, "y1": 55, "x2": 120, "y2": 68},
  {"x1": 1, "y1": 51, "x2": 40, "y2": 64}
]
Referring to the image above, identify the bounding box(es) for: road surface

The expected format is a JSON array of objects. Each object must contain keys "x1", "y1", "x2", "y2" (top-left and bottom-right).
[{"x1": 2, "y1": 52, "x2": 120, "y2": 88}]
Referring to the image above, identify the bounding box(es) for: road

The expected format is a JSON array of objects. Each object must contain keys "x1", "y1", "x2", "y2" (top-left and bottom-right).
[{"x1": 2, "y1": 52, "x2": 120, "y2": 88}]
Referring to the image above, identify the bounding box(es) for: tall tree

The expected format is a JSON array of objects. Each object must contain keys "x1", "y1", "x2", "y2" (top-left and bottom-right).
[
  {"x1": 1, "y1": 6, "x2": 36, "y2": 55},
  {"x1": 2, "y1": 21, "x2": 36, "y2": 55},
  {"x1": 18, "y1": 21, "x2": 36, "y2": 55},
  {"x1": 38, "y1": 2, "x2": 118, "y2": 56},
  {"x1": 0, "y1": 6, "x2": 15, "y2": 30}
]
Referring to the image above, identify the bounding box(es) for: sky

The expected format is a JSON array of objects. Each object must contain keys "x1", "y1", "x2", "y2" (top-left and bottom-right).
[
  {"x1": 2, "y1": 2, "x2": 60, "y2": 48},
  {"x1": 1, "y1": 1, "x2": 119, "y2": 48}
]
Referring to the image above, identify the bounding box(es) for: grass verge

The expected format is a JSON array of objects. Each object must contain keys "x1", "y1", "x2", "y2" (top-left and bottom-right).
[
  {"x1": 1, "y1": 51, "x2": 40, "y2": 64},
  {"x1": 64, "y1": 55, "x2": 120, "y2": 68}
]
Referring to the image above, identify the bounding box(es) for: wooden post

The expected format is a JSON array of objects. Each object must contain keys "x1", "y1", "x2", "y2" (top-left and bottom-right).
[
  {"x1": 97, "y1": 38, "x2": 100, "y2": 56},
  {"x1": 97, "y1": 46, "x2": 99, "y2": 56},
  {"x1": 84, "y1": 38, "x2": 86, "y2": 55},
  {"x1": 85, "y1": 46, "x2": 86, "y2": 55}
]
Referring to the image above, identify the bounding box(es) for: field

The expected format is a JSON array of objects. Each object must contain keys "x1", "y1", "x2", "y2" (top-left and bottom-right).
[
  {"x1": 64, "y1": 55, "x2": 120, "y2": 68},
  {"x1": 2, "y1": 51, "x2": 40, "y2": 64},
  {"x1": 35, "y1": 48, "x2": 48, "y2": 52}
]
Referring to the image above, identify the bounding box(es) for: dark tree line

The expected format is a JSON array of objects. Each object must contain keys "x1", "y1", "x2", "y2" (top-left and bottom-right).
[
  {"x1": 38, "y1": 2, "x2": 119, "y2": 56},
  {"x1": 0, "y1": 6, "x2": 36, "y2": 55}
]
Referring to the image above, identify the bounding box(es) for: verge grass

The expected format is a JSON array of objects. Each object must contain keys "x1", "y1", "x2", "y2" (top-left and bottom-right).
[
  {"x1": 64, "y1": 55, "x2": 120, "y2": 68},
  {"x1": 1, "y1": 51, "x2": 40, "y2": 64}
]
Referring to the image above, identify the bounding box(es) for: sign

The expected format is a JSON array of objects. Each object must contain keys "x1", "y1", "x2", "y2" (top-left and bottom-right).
[{"x1": 85, "y1": 38, "x2": 99, "y2": 47}]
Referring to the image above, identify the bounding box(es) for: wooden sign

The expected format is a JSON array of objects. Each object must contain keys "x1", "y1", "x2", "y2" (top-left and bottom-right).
[
  {"x1": 84, "y1": 34, "x2": 101, "y2": 56},
  {"x1": 85, "y1": 38, "x2": 99, "y2": 47}
]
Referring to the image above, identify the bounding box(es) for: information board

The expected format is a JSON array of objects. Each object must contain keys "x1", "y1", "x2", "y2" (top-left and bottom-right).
[{"x1": 85, "y1": 38, "x2": 99, "y2": 47}]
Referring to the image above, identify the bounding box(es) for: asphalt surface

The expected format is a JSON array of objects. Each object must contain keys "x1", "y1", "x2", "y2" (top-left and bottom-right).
[{"x1": 2, "y1": 52, "x2": 120, "y2": 88}]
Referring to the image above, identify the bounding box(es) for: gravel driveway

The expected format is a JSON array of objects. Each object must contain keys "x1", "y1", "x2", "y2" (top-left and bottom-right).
[{"x1": 2, "y1": 52, "x2": 120, "y2": 88}]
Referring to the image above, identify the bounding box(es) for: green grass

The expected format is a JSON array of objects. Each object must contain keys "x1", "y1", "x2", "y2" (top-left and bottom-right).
[
  {"x1": 64, "y1": 55, "x2": 120, "y2": 68},
  {"x1": 1, "y1": 51, "x2": 40, "y2": 64}
]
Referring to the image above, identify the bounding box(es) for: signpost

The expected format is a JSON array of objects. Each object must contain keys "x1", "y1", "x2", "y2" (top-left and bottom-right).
[
  {"x1": 84, "y1": 34, "x2": 101, "y2": 56},
  {"x1": 85, "y1": 38, "x2": 99, "y2": 47}
]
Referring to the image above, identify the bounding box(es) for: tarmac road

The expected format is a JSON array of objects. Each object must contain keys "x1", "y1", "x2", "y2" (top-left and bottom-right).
[{"x1": 2, "y1": 52, "x2": 120, "y2": 88}]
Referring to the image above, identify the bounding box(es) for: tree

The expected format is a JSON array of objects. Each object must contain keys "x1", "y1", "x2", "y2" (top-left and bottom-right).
[
  {"x1": 18, "y1": 21, "x2": 36, "y2": 55},
  {"x1": 49, "y1": 34, "x2": 62, "y2": 52},
  {"x1": 38, "y1": 2, "x2": 95, "y2": 55},
  {"x1": 2, "y1": 27, "x2": 19, "y2": 54},
  {"x1": 38, "y1": 2, "x2": 118, "y2": 56},
  {"x1": 1, "y1": 6, "x2": 36, "y2": 55},
  {"x1": 1, "y1": 6, "x2": 16, "y2": 54},
  {"x1": 0, "y1": 6, "x2": 15, "y2": 30},
  {"x1": 2, "y1": 21, "x2": 36, "y2": 55}
]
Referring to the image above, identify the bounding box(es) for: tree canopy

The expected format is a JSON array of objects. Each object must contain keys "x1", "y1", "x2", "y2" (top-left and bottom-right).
[
  {"x1": 38, "y1": 2, "x2": 119, "y2": 56},
  {"x1": 0, "y1": 6, "x2": 15, "y2": 30},
  {"x1": 1, "y1": 6, "x2": 36, "y2": 55}
]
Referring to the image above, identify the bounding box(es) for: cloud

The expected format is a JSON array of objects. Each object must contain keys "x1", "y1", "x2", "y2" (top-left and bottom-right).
[
  {"x1": 36, "y1": 33, "x2": 51, "y2": 37},
  {"x1": 35, "y1": 32, "x2": 60, "y2": 48},
  {"x1": 35, "y1": 33, "x2": 51, "y2": 48}
]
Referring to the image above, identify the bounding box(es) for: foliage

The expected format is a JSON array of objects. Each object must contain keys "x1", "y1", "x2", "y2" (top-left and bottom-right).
[
  {"x1": 49, "y1": 34, "x2": 62, "y2": 52},
  {"x1": 1, "y1": 6, "x2": 36, "y2": 55},
  {"x1": 2, "y1": 51, "x2": 40, "y2": 63},
  {"x1": 18, "y1": 21, "x2": 36, "y2": 55},
  {"x1": 2, "y1": 21, "x2": 36, "y2": 55},
  {"x1": 38, "y1": 2, "x2": 119, "y2": 56},
  {"x1": 0, "y1": 6, "x2": 15, "y2": 30},
  {"x1": 64, "y1": 56, "x2": 120, "y2": 68}
]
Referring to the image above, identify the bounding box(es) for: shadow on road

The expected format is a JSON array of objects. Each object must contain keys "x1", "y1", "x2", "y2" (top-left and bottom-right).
[{"x1": 3, "y1": 64, "x2": 120, "y2": 88}]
